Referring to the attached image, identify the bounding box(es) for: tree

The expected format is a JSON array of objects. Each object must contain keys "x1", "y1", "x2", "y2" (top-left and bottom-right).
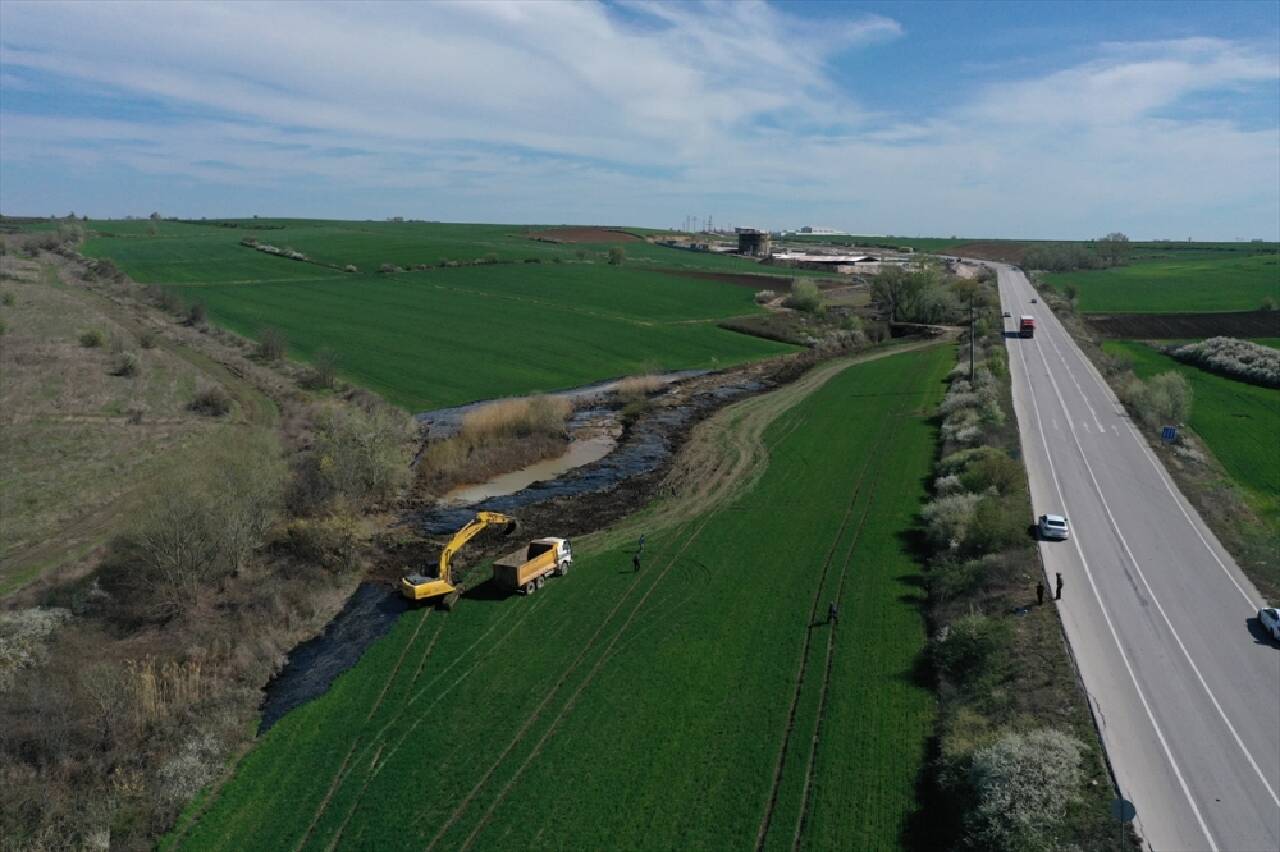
[
  {"x1": 607, "y1": 246, "x2": 626, "y2": 266},
  {"x1": 1097, "y1": 232, "x2": 1131, "y2": 266}
]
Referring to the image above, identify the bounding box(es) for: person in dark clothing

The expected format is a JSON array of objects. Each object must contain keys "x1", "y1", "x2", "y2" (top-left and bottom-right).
[
  {"x1": 1055, "y1": 572, "x2": 1063, "y2": 601},
  {"x1": 1037, "y1": 581, "x2": 1045, "y2": 606},
  {"x1": 633, "y1": 552, "x2": 641, "y2": 573},
  {"x1": 638, "y1": 534, "x2": 646, "y2": 554},
  {"x1": 828, "y1": 601, "x2": 839, "y2": 624}
]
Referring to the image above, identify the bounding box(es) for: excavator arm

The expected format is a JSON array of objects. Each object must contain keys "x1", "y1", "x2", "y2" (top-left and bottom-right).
[{"x1": 401, "y1": 511, "x2": 518, "y2": 604}]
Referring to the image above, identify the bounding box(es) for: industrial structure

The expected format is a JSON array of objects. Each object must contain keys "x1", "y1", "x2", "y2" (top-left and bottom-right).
[{"x1": 736, "y1": 227, "x2": 771, "y2": 257}]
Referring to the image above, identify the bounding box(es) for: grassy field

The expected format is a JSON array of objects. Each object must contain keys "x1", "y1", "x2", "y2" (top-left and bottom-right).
[
  {"x1": 167, "y1": 342, "x2": 952, "y2": 852},
  {"x1": 1047, "y1": 252, "x2": 1279, "y2": 313},
  {"x1": 1104, "y1": 341, "x2": 1280, "y2": 530},
  {"x1": 82, "y1": 222, "x2": 801, "y2": 410},
  {"x1": 158, "y1": 266, "x2": 791, "y2": 410}
]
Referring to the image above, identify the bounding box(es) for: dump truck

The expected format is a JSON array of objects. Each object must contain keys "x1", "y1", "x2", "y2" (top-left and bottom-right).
[
  {"x1": 1019, "y1": 315, "x2": 1036, "y2": 338},
  {"x1": 492, "y1": 538, "x2": 573, "y2": 595},
  {"x1": 401, "y1": 511, "x2": 518, "y2": 607}
]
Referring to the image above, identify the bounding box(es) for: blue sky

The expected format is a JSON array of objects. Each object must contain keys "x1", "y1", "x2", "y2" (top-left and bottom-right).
[{"x1": 1, "y1": 0, "x2": 1277, "y2": 239}]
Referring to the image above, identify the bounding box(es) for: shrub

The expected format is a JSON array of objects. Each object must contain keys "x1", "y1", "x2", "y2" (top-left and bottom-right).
[
  {"x1": 1148, "y1": 371, "x2": 1192, "y2": 424},
  {"x1": 379, "y1": 263, "x2": 397, "y2": 274},
  {"x1": 290, "y1": 402, "x2": 410, "y2": 513},
  {"x1": 462, "y1": 395, "x2": 571, "y2": 440},
  {"x1": 79, "y1": 328, "x2": 106, "y2": 348},
  {"x1": 302, "y1": 348, "x2": 340, "y2": 389},
  {"x1": 614, "y1": 375, "x2": 664, "y2": 404},
  {"x1": 0, "y1": 319, "x2": 6, "y2": 336},
  {"x1": 100, "y1": 432, "x2": 283, "y2": 618},
  {"x1": 960, "y1": 451, "x2": 1023, "y2": 496},
  {"x1": 138, "y1": 330, "x2": 157, "y2": 349},
  {"x1": 607, "y1": 246, "x2": 626, "y2": 265},
  {"x1": 1, "y1": 291, "x2": 14, "y2": 306},
  {"x1": 157, "y1": 732, "x2": 223, "y2": 805},
  {"x1": 1169, "y1": 337, "x2": 1280, "y2": 389},
  {"x1": 575, "y1": 249, "x2": 588, "y2": 261},
  {"x1": 967, "y1": 496, "x2": 1027, "y2": 554},
  {"x1": 256, "y1": 327, "x2": 287, "y2": 362},
  {"x1": 344, "y1": 264, "x2": 358, "y2": 273},
  {"x1": 187, "y1": 302, "x2": 207, "y2": 326},
  {"x1": 283, "y1": 514, "x2": 361, "y2": 570},
  {"x1": 783, "y1": 280, "x2": 823, "y2": 313},
  {"x1": 922, "y1": 493, "x2": 982, "y2": 549},
  {"x1": 754, "y1": 289, "x2": 776, "y2": 304},
  {"x1": 940, "y1": 392, "x2": 980, "y2": 416},
  {"x1": 113, "y1": 352, "x2": 141, "y2": 377},
  {"x1": 932, "y1": 613, "x2": 1006, "y2": 688},
  {"x1": 964, "y1": 729, "x2": 1086, "y2": 851},
  {"x1": 146, "y1": 285, "x2": 185, "y2": 314},
  {"x1": 938, "y1": 447, "x2": 1003, "y2": 477},
  {"x1": 189, "y1": 385, "x2": 232, "y2": 417},
  {"x1": 1260, "y1": 296, "x2": 1277, "y2": 311}
]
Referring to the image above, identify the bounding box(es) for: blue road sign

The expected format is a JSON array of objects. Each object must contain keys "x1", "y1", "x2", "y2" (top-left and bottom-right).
[{"x1": 1161, "y1": 426, "x2": 1177, "y2": 443}]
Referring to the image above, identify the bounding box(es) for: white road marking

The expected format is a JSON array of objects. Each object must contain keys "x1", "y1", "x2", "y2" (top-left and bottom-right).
[
  {"x1": 1026, "y1": 286, "x2": 1280, "y2": 813},
  {"x1": 1008, "y1": 300, "x2": 1219, "y2": 852}
]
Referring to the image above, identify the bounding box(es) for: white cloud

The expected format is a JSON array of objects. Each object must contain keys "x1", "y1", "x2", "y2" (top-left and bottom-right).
[{"x1": 0, "y1": 1, "x2": 1276, "y2": 238}]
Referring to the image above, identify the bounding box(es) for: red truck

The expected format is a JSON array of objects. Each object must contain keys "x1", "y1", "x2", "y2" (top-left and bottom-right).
[{"x1": 1019, "y1": 315, "x2": 1036, "y2": 338}]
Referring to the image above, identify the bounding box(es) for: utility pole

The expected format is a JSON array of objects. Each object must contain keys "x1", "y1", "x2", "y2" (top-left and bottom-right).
[{"x1": 969, "y1": 294, "x2": 975, "y2": 382}]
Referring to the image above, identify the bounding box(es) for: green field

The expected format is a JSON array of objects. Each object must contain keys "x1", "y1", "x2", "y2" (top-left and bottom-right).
[
  {"x1": 1047, "y1": 252, "x2": 1279, "y2": 313},
  {"x1": 1105, "y1": 341, "x2": 1280, "y2": 528},
  {"x1": 83, "y1": 221, "x2": 800, "y2": 410},
  {"x1": 168, "y1": 343, "x2": 952, "y2": 851}
]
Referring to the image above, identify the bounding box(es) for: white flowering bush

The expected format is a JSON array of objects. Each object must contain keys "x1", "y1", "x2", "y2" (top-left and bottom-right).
[
  {"x1": 965, "y1": 728, "x2": 1086, "y2": 851},
  {"x1": 1170, "y1": 337, "x2": 1280, "y2": 388}
]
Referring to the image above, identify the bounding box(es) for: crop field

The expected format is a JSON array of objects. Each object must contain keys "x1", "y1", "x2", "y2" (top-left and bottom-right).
[
  {"x1": 1046, "y1": 252, "x2": 1279, "y2": 313},
  {"x1": 157, "y1": 266, "x2": 791, "y2": 410},
  {"x1": 168, "y1": 343, "x2": 952, "y2": 852},
  {"x1": 82, "y1": 221, "x2": 801, "y2": 410},
  {"x1": 1105, "y1": 341, "x2": 1280, "y2": 528}
]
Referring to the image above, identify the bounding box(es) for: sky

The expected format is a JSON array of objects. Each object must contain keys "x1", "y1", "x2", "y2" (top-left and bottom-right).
[{"x1": 1, "y1": 0, "x2": 1277, "y2": 240}]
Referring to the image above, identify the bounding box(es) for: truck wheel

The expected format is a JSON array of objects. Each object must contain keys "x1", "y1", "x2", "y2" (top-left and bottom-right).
[
  {"x1": 536, "y1": 575, "x2": 546, "y2": 589},
  {"x1": 525, "y1": 582, "x2": 535, "y2": 595},
  {"x1": 558, "y1": 561, "x2": 569, "y2": 576}
]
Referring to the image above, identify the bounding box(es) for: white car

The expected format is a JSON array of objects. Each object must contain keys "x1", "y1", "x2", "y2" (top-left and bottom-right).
[
  {"x1": 1038, "y1": 513, "x2": 1070, "y2": 541},
  {"x1": 1260, "y1": 607, "x2": 1280, "y2": 641}
]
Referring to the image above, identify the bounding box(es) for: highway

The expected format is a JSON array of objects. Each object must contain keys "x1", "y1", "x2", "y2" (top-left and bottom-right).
[{"x1": 994, "y1": 264, "x2": 1280, "y2": 852}]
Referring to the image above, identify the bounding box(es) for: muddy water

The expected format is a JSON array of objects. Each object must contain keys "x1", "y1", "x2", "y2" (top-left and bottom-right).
[
  {"x1": 442, "y1": 431, "x2": 618, "y2": 505},
  {"x1": 414, "y1": 377, "x2": 766, "y2": 536},
  {"x1": 258, "y1": 583, "x2": 408, "y2": 734}
]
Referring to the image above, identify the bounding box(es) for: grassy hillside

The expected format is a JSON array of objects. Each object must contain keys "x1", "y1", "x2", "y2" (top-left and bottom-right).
[
  {"x1": 1047, "y1": 252, "x2": 1279, "y2": 313},
  {"x1": 1104, "y1": 341, "x2": 1280, "y2": 530},
  {"x1": 168, "y1": 343, "x2": 952, "y2": 852}
]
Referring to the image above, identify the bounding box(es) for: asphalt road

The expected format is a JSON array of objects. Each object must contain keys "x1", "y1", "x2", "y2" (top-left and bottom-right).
[{"x1": 994, "y1": 264, "x2": 1280, "y2": 852}]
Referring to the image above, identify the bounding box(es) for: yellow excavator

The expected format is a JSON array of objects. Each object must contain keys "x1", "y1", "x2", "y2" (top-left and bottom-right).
[{"x1": 401, "y1": 511, "x2": 518, "y2": 608}]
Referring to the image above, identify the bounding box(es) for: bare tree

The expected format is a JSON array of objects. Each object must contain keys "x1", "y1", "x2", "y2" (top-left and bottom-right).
[{"x1": 1096, "y1": 232, "x2": 1131, "y2": 266}]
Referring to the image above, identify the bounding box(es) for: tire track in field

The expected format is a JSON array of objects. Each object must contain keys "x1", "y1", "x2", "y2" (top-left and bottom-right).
[
  {"x1": 427, "y1": 511, "x2": 711, "y2": 849},
  {"x1": 305, "y1": 592, "x2": 547, "y2": 849},
  {"x1": 451, "y1": 511, "x2": 720, "y2": 852},
  {"x1": 789, "y1": 411, "x2": 913, "y2": 852},
  {"x1": 753, "y1": 402, "x2": 901, "y2": 852},
  {"x1": 322, "y1": 610, "x2": 449, "y2": 850},
  {"x1": 294, "y1": 609, "x2": 434, "y2": 852}
]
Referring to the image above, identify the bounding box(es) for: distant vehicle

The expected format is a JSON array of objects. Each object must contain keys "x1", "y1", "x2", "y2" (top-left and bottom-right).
[
  {"x1": 1038, "y1": 513, "x2": 1070, "y2": 541},
  {"x1": 1003, "y1": 310, "x2": 1011, "y2": 317},
  {"x1": 1259, "y1": 607, "x2": 1280, "y2": 641},
  {"x1": 1030, "y1": 297, "x2": 1038, "y2": 303},
  {"x1": 1019, "y1": 315, "x2": 1036, "y2": 338}
]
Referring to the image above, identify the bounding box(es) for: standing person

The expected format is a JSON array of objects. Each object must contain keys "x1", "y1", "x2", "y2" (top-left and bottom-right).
[
  {"x1": 1055, "y1": 572, "x2": 1063, "y2": 601},
  {"x1": 1037, "y1": 581, "x2": 1045, "y2": 606},
  {"x1": 633, "y1": 551, "x2": 641, "y2": 573},
  {"x1": 638, "y1": 534, "x2": 646, "y2": 554},
  {"x1": 828, "y1": 601, "x2": 839, "y2": 625}
]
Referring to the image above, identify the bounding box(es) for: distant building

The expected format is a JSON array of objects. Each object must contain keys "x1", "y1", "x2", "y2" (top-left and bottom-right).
[
  {"x1": 737, "y1": 227, "x2": 772, "y2": 257},
  {"x1": 797, "y1": 226, "x2": 847, "y2": 235}
]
